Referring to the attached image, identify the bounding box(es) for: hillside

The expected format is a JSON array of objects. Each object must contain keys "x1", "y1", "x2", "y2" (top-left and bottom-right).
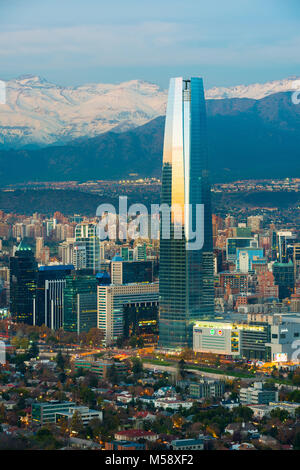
[
  {"x1": 0, "y1": 91, "x2": 299, "y2": 184},
  {"x1": 0, "y1": 75, "x2": 298, "y2": 148}
]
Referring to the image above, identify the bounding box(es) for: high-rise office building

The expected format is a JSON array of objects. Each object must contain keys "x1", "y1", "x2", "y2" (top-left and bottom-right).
[
  {"x1": 35, "y1": 237, "x2": 44, "y2": 260},
  {"x1": 219, "y1": 272, "x2": 248, "y2": 295},
  {"x1": 226, "y1": 237, "x2": 258, "y2": 262},
  {"x1": 98, "y1": 282, "x2": 159, "y2": 345},
  {"x1": 121, "y1": 246, "x2": 134, "y2": 261},
  {"x1": 75, "y1": 223, "x2": 103, "y2": 273},
  {"x1": 9, "y1": 240, "x2": 37, "y2": 324},
  {"x1": 59, "y1": 238, "x2": 75, "y2": 265},
  {"x1": 159, "y1": 77, "x2": 214, "y2": 349},
  {"x1": 110, "y1": 256, "x2": 156, "y2": 285},
  {"x1": 293, "y1": 244, "x2": 300, "y2": 281},
  {"x1": 272, "y1": 261, "x2": 295, "y2": 300},
  {"x1": 35, "y1": 264, "x2": 74, "y2": 329},
  {"x1": 236, "y1": 247, "x2": 264, "y2": 273},
  {"x1": 247, "y1": 215, "x2": 263, "y2": 232},
  {"x1": 256, "y1": 271, "x2": 279, "y2": 299},
  {"x1": 63, "y1": 272, "x2": 97, "y2": 334},
  {"x1": 134, "y1": 243, "x2": 147, "y2": 261},
  {"x1": 121, "y1": 244, "x2": 147, "y2": 262},
  {"x1": 59, "y1": 238, "x2": 87, "y2": 269},
  {"x1": 277, "y1": 231, "x2": 296, "y2": 263},
  {"x1": 73, "y1": 241, "x2": 87, "y2": 270}
]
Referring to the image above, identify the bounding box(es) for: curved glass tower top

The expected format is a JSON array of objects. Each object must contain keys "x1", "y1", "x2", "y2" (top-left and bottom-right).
[{"x1": 159, "y1": 77, "x2": 214, "y2": 349}]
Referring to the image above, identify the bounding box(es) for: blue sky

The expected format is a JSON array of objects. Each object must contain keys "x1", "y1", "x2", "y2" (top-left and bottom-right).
[{"x1": 0, "y1": 0, "x2": 300, "y2": 88}]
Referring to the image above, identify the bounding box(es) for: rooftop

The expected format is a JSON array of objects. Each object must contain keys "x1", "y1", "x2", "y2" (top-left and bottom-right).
[
  {"x1": 115, "y1": 430, "x2": 157, "y2": 437},
  {"x1": 16, "y1": 240, "x2": 32, "y2": 252}
]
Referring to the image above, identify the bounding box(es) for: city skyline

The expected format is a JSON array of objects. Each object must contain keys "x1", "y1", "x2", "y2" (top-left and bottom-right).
[{"x1": 0, "y1": 0, "x2": 300, "y2": 455}]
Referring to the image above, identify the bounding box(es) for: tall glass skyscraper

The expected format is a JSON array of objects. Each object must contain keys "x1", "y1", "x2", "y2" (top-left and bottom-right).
[
  {"x1": 63, "y1": 273, "x2": 97, "y2": 334},
  {"x1": 35, "y1": 264, "x2": 74, "y2": 329},
  {"x1": 159, "y1": 77, "x2": 214, "y2": 349},
  {"x1": 75, "y1": 223, "x2": 103, "y2": 273},
  {"x1": 9, "y1": 240, "x2": 37, "y2": 325}
]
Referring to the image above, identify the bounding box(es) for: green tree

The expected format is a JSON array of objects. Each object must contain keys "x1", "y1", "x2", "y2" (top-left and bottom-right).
[
  {"x1": 152, "y1": 415, "x2": 173, "y2": 434},
  {"x1": 70, "y1": 411, "x2": 84, "y2": 436},
  {"x1": 129, "y1": 336, "x2": 138, "y2": 348},
  {"x1": 107, "y1": 364, "x2": 118, "y2": 385},
  {"x1": 33, "y1": 428, "x2": 60, "y2": 450},
  {"x1": 287, "y1": 390, "x2": 300, "y2": 403},
  {"x1": 232, "y1": 405, "x2": 254, "y2": 422},
  {"x1": 88, "y1": 417, "x2": 102, "y2": 439},
  {"x1": 101, "y1": 409, "x2": 120, "y2": 439},
  {"x1": 58, "y1": 371, "x2": 67, "y2": 383},
  {"x1": 295, "y1": 407, "x2": 300, "y2": 419},
  {"x1": 79, "y1": 386, "x2": 96, "y2": 407},
  {"x1": 132, "y1": 357, "x2": 143, "y2": 377},
  {"x1": 0, "y1": 404, "x2": 6, "y2": 423},
  {"x1": 56, "y1": 351, "x2": 65, "y2": 371},
  {"x1": 177, "y1": 359, "x2": 187, "y2": 380},
  {"x1": 294, "y1": 432, "x2": 300, "y2": 450},
  {"x1": 116, "y1": 336, "x2": 125, "y2": 348},
  {"x1": 28, "y1": 341, "x2": 39, "y2": 358},
  {"x1": 292, "y1": 374, "x2": 300, "y2": 386},
  {"x1": 263, "y1": 380, "x2": 277, "y2": 390},
  {"x1": 46, "y1": 335, "x2": 59, "y2": 346},
  {"x1": 85, "y1": 372, "x2": 98, "y2": 388},
  {"x1": 85, "y1": 328, "x2": 104, "y2": 347},
  {"x1": 215, "y1": 356, "x2": 221, "y2": 367},
  {"x1": 270, "y1": 408, "x2": 290, "y2": 421},
  {"x1": 16, "y1": 396, "x2": 26, "y2": 411}
]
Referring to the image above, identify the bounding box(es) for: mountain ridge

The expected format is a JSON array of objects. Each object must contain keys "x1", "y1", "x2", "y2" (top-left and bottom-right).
[
  {"x1": 0, "y1": 75, "x2": 299, "y2": 148},
  {"x1": 0, "y1": 90, "x2": 300, "y2": 184}
]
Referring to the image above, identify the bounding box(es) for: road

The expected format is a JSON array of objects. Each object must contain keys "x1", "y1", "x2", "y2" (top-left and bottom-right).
[{"x1": 142, "y1": 362, "x2": 254, "y2": 382}]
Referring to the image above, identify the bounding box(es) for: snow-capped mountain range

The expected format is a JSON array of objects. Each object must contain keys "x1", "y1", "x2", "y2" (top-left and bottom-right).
[
  {"x1": 206, "y1": 77, "x2": 300, "y2": 100},
  {"x1": 0, "y1": 75, "x2": 298, "y2": 147}
]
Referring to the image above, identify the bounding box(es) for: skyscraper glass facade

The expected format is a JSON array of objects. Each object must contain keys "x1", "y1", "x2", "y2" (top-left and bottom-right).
[
  {"x1": 75, "y1": 223, "x2": 102, "y2": 273},
  {"x1": 9, "y1": 241, "x2": 37, "y2": 325},
  {"x1": 63, "y1": 273, "x2": 97, "y2": 334},
  {"x1": 159, "y1": 77, "x2": 214, "y2": 349},
  {"x1": 35, "y1": 265, "x2": 74, "y2": 328}
]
